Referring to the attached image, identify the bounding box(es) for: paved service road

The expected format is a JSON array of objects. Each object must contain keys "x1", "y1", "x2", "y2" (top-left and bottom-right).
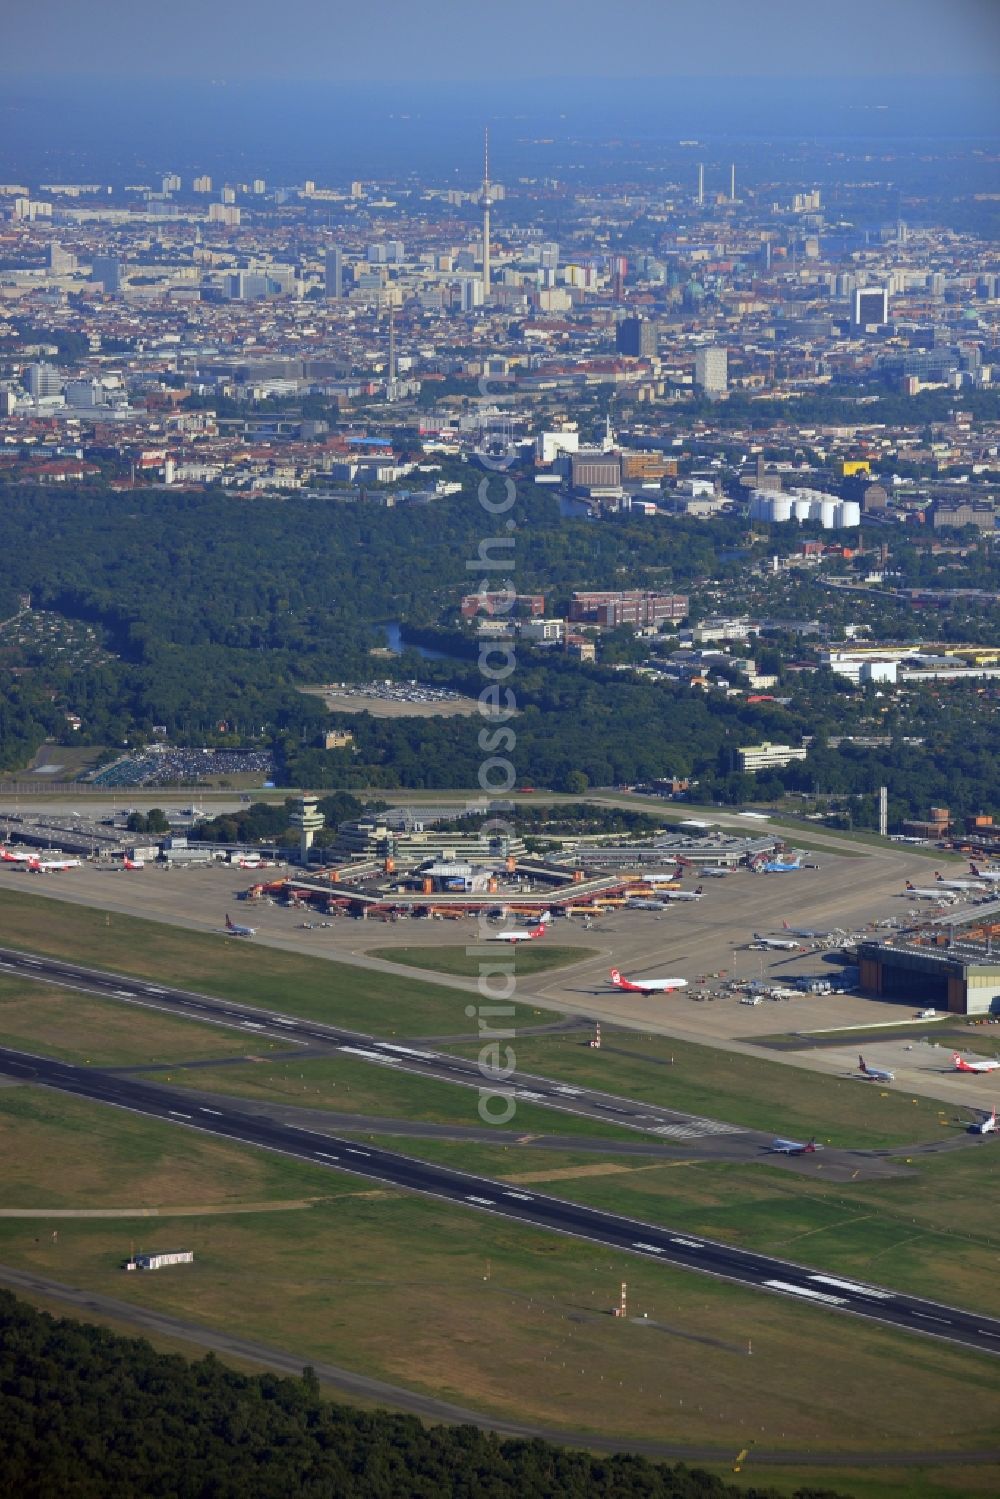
[
  {"x1": 0, "y1": 944, "x2": 748, "y2": 1144},
  {"x1": 3, "y1": 1045, "x2": 999, "y2": 1358}
]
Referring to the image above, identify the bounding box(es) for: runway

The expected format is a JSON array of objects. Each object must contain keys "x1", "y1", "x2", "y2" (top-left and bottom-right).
[
  {"x1": 2, "y1": 1044, "x2": 999, "y2": 1357},
  {"x1": 0, "y1": 943, "x2": 750, "y2": 1144}
]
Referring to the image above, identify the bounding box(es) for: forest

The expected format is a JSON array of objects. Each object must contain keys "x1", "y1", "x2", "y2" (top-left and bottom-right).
[
  {"x1": 0, "y1": 480, "x2": 996, "y2": 821},
  {"x1": 0, "y1": 1293, "x2": 850, "y2": 1499}
]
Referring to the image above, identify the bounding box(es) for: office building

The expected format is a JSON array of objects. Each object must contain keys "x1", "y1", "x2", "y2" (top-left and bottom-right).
[
  {"x1": 325, "y1": 247, "x2": 343, "y2": 299},
  {"x1": 853, "y1": 286, "x2": 889, "y2": 330},
  {"x1": 695, "y1": 345, "x2": 728, "y2": 395},
  {"x1": 47, "y1": 242, "x2": 76, "y2": 273},
  {"x1": 737, "y1": 742, "x2": 808, "y2": 773},
  {"x1": 568, "y1": 590, "x2": 688, "y2": 628},
  {"x1": 24, "y1": 363, "x2": 62, "y2": 399},
  {"x1": 91, "y1": 255, "x2": 122, "y2": 294},
  {"x1": 616, "y1": 317, "x2": 657, "y2": 359}
]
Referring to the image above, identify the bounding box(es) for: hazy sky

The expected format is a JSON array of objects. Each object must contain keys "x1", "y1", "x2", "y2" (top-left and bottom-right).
[{"x1": 6, "y1": 0, "x2": 1000, "y2": 79}]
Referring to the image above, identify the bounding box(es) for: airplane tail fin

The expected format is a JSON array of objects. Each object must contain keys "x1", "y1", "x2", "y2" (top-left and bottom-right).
[
  {"x1": 805, "y1": 1139, "x2": 816, "y2": 1153},
  {"x1": 859, "y1": 1054, "x2": 867, "y2": 1072},
  {"x1": 905, "y1": 881, "x2": 915, "y2": 890},
  {"x1": 694, "y1": 887, "x2": 703, "y2": 895},
  {"x1": 225, "y1": 914, "x2": 234, "y2": 930},
  {"x1": 610, "y1": 968, "x2": 622, "y2": 985}
]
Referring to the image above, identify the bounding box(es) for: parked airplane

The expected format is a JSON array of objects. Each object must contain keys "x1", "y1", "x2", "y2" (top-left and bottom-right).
[
  {"x1": 752, "y1": 932, "x2": 800, "y2": 950},
  {"x1": 609, "y1": 967, "x2": 688, "y2": 996},
  {"x1": 768, "y1": 1136, "x2": 822, "y2": 1155},
  {"x1": 758, "y1": 858, "x2": 802, "y2": 873},
  {"x1": 27, "y1": 855, "x2": 81, "y2": 872},
  {"x1": 237, "y1": 855, "x2": 266, "y2": 869},
  {"x1": 627, "y1": 898, "x2": 669, "y2": 910},
  {"x1": 224, "y1": 914, "x2": 256, "y2": 938},
  {"x1": 969, "y1": 863, "x2": 1000, "y2": 884},
  {"x1": 858, "y1": 1053, "x2": 895, "y2": 1082},
  {"x1": 488, "y1": 913, "x2": 551, "y2": 944},
  {"x1": 122, "y1": 856, "x2": 144, "y2": 871},
  {"x1": 970, "y1": 1108, "x2": 998, "y2": 1135},
  {"x1": 934, "y1": 871, "x2": 988, "y2": 892},
  {"x1": 658, "y1": 886, "x2": 704, "y2": 902},
  {"x1": 0, "y1": 847, "x2": 33, "y2": 863},
  {"x1": 905, "y1": 881, "x2": 955, "y2": 900},
  {"x1": 952, "y1": 1051, "x2": 1000, "y2": 1074},
  {"x1": 782, "y1": 920, "x2": 833, "y2": 940}
]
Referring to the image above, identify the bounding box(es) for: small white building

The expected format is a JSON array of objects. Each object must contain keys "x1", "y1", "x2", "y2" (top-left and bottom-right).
[{"x1": 127, "y1": 1250, "x2": 194, "y2": 1271}]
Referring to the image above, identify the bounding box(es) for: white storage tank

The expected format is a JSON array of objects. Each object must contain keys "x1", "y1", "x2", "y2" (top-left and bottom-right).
[
  {"x1": 836, "y1": 500, "x2": 861, "y2": 528},
  {"x1": 791, "y1": 497, "x2": 813, "y2": 522},
  {"x1": 819, "y1": 498, "x2": 838, "y2": 528},
  {"x1": 770, "y1": 495, "x2": 792, "y2": 522}
]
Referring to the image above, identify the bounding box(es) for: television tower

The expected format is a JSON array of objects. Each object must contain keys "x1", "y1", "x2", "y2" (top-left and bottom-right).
[
  {"x1": 697, "y1": 161, "x2": 704, "y2": 206},
  {"x1": 730, "y1": 162, "x2": 736, "y2": 202},
  {"x1": 481, "y1": 127, "x2": 492, "y2": 301}
]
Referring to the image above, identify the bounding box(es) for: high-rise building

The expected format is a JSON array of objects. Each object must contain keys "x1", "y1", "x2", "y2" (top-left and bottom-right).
[
  {"x1": 91, "y1": 255, "x2": 122, "y2": 294},
  {"x1": 24, "y1": 362, "x2": 62, "y2": 398},
  {"x1": 695, "y1": 346, "x2": 728, "y2": 395},
  {"x1": 616, "y1": 317, "x2": 657, "y2": 358},
  {"x1": 325, "y1": 247, "x2": 343, "y2": 299},
  {"x1": 540, "y1": 241, "x2": 559, "y2": 271},
  {"x1": 47, "y1": 242, "x2": 76, "y2": 273},
  {"x1": 192, "y1": 175, "x2": 213, "y2": 193},
  {"x1": 161, "y1": 173, "x2": 180, "y2": 195},
  {"x1": 252, "y1": 179, "x2": 266, "y2": 195},
  {"x1": 852, "y1": 286, "x2": 888, "y2": 330}
]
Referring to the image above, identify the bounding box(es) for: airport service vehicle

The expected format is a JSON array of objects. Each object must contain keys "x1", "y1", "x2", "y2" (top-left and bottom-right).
[
  {"x1": 916, "y1": 1007, "x2": 938, "y2": 1019},
  {"x1": 740, "y1": 994, "x2": 763, "y2": 1006},
  {"x1": 768, "y1": 1137, "x2": 822, "y2": 1155},
  {"x1": 224, "y1": 914, "x2": 256, "y2": 938},
  {"x1": 857, "y1": 1053, "x2": 895, "y2": 1082},
  {"x1": 609, "y1": 967, "x2": 688, "y2": 996},
  {"x1": 27, "y1": 855, "x2": 81, "y2": 872},
  {"x1": 782, "y1": 920, "x2": 833, "y2": 940},
  {"x1": 969, "y1": 863, "x2": 1000, "y2": 883},
  {"x1": 752, "y1": 932, "x2": 800, "y2": 951},
  {"x1": 487, "y1": 912, "x2": 551, "y2": 944},
  {"x1": 657, "y1": 886, "x2": 703, "y2": 902},
  {"x1": 0, "y1": 847, "x2": 33, "y2": 863},
  {"x1": 952, "y1": 1051, "x2": 1000, "y2": 1074},
  {"x1": 970, "y1": 1108, "x2": 998, "y2": 1135},
  {"x1": 934, "y1": 871, "x2": 988, "y2": 892},
  {"x1": 905, "y1": 881, "x2": 956, "y2": 901}
]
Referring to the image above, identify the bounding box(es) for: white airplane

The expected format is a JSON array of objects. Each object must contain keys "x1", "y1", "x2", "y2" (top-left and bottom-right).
[
  {"x1": 768, "y1": 1136, "x2": 823, "y2": 1155},
  {"x1": 609, "y1": 967, "x2": 687, "y2": 996},
  {"x1": 0, "y1": 846, "x2": 33, "y2": 863},
  {"x1": 934, "y1": 871, "x2": 988, "y2": 892},
  {"x1": 952, "y1": 1051, "x2": 1000, "y2": 1074},
  {"x1": 752, "y1": 932, "x2": 800, "y2": 950},
  {"x1": 969, "y1": 863, "x2": 1000, "y2": 884},
  {"x1": 487, "y1": 912, "x2": 551, "y2": 944},
  {"x1": 658, "y1": 886, "x2": 704, "y2": 902},
  {"x1": 627, "y1": 898, "x2": 670, "y2": 910},
  {"x1": 781, "y1": 920, "x2": 833, "y2": 940},
  {"x1": 224, "y1": 913, "x2": 256, "y2": 938},
  {"x1": 904, "y1": 881, "x2": 955, "y2": 901},
  {"x1": 970, "y1": 1108, "x2": 998, "y2": 1135},
  {"x1": 27, "y1": 855, "x2": 81, "y2": 872},
  {"x1": 237, "y1": 855, "x2": 267, "y2": 869},
  {"x1": 857, "y1": 1053, "x2": 894, "y2": 1082},
  {"x1": 122, "y1": 856, "x2": 144, "y2": 871}
]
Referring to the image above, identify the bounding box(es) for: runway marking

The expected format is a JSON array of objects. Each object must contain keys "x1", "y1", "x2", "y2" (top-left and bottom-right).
[
  {"x1": 765, "y1": 1279, "x2": 847, "y2": 1306},
  {"x1": 199, "y1": 1108, "x2": 222, "y2": 1116},
  {"x1": 810, "y1": 1274, "x2": 893, "y2": 1300},
  {"x1": 911, "y1": 1311, "x2": 952, "y2": 1325},
  {"x1": 168, "y1": 1111, "x2": 192, "y2": 1120},
  {"x1": 465, "y1": 1195, "x2": 495, "y2": 1206},
  {"x1": 632, "y1": 1241, "x2": 664, "y2": 1254},
  {"x1": 669, "y1": 1237, "x2": 704, "y2": 1249}
]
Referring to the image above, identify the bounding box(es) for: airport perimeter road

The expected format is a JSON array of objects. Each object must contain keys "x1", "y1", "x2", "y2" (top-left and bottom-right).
[
  {"x1": 0, "y1": 944, "x2": 749, "y2": 1143},
  {"x1": 3, "y1": 1045, "x2": 1000, "y2": 1357}
]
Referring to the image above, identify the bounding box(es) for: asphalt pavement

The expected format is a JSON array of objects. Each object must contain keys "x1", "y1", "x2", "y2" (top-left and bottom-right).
[{"x1": 2, "y1": 1044, "x2": 999, "y2": 1358}]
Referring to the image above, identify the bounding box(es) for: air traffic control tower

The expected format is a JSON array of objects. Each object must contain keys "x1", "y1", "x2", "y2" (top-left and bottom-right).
[{"x1": 291, "y1": 794, "x2": 325, "y2": 865}]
